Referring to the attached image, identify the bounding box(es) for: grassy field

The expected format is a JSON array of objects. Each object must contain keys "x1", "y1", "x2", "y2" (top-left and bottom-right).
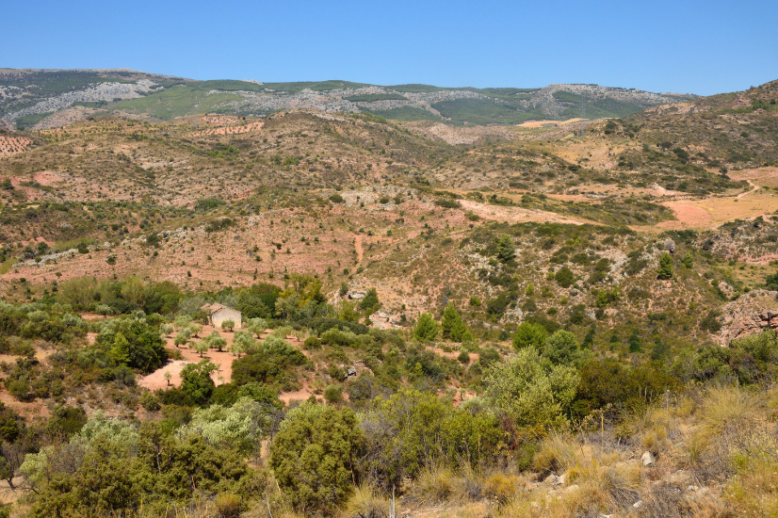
[
  {"x1": 370, "y1": 106, "x2": 443, "y2": 122},
  {"x1": 14, "y1": 111, "x2": 54, "y2": 129},
  {"x1": 432, "y1": 98, "x2": 547, "y2": 125},
  {"x1": 109, "y1": 86, "x2": 243, "y2": 120},
  {"x1": 553, "y1": 90, "x2": 656, "y2": 119},
  {"x1": 345, "y1": 93, "x2": 408, "y2": 102}
]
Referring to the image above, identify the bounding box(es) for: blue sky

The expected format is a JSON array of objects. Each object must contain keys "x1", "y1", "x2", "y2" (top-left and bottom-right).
[{"x1": 3, "y1": 0, "x2": 776, "y2": 95}]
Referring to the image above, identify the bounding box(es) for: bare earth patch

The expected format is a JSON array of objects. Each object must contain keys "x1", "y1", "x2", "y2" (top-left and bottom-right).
[
  {"x1": 459, "y1": 199, "x2": 594, "y2": 226},
  {"x1": 516, "y1": 118, "x2": 583, "y2": 128},
  {"x1": 0, "y1": 391, "x2": 48, "y2": 421},
  {"x1": 659, "y1": 192, "x2": 778, "y2": 230},
  {"x1": 138, "y1": 325, "x2": 238, "y2": 390}
]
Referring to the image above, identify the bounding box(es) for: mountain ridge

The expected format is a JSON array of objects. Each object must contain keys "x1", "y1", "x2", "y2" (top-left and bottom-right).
[{"x1": 0, "y1": 68, "x2": 698, "y2": 130}]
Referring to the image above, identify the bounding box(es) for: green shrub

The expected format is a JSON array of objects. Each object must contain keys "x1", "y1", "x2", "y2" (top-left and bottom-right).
[
  {"x1": 495, "y1": 235, "x2": 515, "y2": 262},
  {"x1": 180, "y1": 360, "x2": 217, "y2": 405},
  {"x1": 270, "y1": 403, "x2": 364, "y2": 514},
  {"x1": 140, "y1": 392, "x2": 161, "y2": 412},
  {"x1": 232, "y1": 337, "x2": 307, "y2": 387},
  {"x1": 543, "y1": 330, "x2": 580, "y2": 365},
  {"x1": 441, "y1": 303, "x2": 471, "y2": 342},
  {"x1": 484, "y1": 348, "x2": 579, "y2": 427},
  {"x1": 324, "y1": 384, "x2": 343, "y2": 405},
  {"x1": 304, "y1": 336, "x2": 322, "y2": 349},
  {"x1": 512, "y1": 322, "x2": 548, "y2": 350},
  {"x1": 554, "y1": 266, "x2": 574, "y2": 288}
]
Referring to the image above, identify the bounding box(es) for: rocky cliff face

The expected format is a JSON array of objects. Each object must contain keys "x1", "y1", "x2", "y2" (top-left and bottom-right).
[
  {"x1": 4, "y1": 80, "x2": 156, "y2": 123},
  {"x1": 719, "y1": 289, "x2": 778, "y2": 345}
]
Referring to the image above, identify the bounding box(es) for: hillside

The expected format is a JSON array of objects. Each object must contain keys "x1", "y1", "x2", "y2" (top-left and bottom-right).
[
  {"x1": 0, "y1": 69, "x2": 697, "y2": 130},
  {"x1": 0, "y1": 78, "x2": 777, "y2": 517}
]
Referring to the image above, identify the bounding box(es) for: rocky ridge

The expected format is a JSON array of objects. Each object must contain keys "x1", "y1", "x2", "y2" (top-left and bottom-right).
[{"x1": 4, "y1": 79, "x2": 157, "y2": 123}]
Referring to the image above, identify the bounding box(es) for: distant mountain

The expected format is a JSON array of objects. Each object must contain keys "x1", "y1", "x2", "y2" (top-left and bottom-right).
[{"x1": 0, "y1": 69, "x2": 697, "y2": 129}]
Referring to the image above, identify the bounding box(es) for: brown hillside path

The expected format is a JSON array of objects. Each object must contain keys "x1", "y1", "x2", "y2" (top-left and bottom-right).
[
  {"x1": 355, "y1": 235, "x2": 364, "y2": 263},
  {"x1": 736, "y1": 179, "x2": 760, "y2": 199}
]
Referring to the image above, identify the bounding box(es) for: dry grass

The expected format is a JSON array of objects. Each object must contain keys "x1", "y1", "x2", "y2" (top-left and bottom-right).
[{"x1": 341, "y1": 484, "x2": 389, "y2": 517}]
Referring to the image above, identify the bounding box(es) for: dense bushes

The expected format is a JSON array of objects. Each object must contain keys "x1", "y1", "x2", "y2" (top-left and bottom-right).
[
  {"x1": 359, "y1": 390, "x2": 506, "y2": 488},
  {"x1": 484, "y1": 348, "x2": 579, "y2": 427},
  {"x1": 673, "y1": 329, "x2": 778, "y2": 384},
  {"x1": 22, "y1": 416, "x2": 259, "y2": 517},
  {"x1": 236, "y1": 282, "x2": 281, "y2": 319},
  {"x1": 270, "y1": 403, "x2": 363, "y2": 514},
  {"x1": 298, "y1": 317, "x2": 369, "y2": 336},
  {"x1": 58, "y1": 276, "x2": 182, "y2": 315},
  {"x1": 232, "y1": 336, "x2": 308, "y2": 388},
  {"x1": 95, "y1": 316, "x2": 167, "y2": 373},
  {"x1": 574, "y1": 358, "x2": 680, "y2": 417}
]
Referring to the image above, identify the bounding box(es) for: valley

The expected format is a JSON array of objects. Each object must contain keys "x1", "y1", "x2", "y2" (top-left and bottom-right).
[{"x1": 0, "y1": 72, "x2": 777, "y2": 518}]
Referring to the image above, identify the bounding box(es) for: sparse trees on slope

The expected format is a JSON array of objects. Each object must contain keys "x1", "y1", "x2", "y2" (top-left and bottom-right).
[
  {"x1": 221, "y1": 319, "x2": 235, "y2": 332},
  {"x1": 173, "y1": 328, "x2": 191, "y2": 347},
  {"x1": 159, "y1": 323, "x2": 174, "y2": 338},
  {"x1": 246, "y1": 317, "x2": 267, "y2": 338},
  {"x1": 231, "y1": 331, "x2": 254, "y2": 358},
  {"x1": 192, "y1": 340, "x2": 209, "y2": 357}
]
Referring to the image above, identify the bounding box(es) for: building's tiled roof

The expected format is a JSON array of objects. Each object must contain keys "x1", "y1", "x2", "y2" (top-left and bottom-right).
[{"x1": 201, "y1": 303, "x2": 237, "y2": 314}]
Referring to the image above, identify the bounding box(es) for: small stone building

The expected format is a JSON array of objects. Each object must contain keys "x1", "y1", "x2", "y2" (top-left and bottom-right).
[{"x1": 201, "y1": 303, "x2": 242, "y2": 329}]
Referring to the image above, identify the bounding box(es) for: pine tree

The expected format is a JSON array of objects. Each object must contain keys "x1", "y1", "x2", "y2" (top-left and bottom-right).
[
  {"x1": 413, "y1": 312, "x2": 439, "y2": 341},
  {"x1": 496, "y1": 235, "x2": 516, "y2": 263},
  {"x1": 581, "y1": 326, "x2": 595, "y2": 349},
  {"x1": 657, "y1": 253, "x2": 674, "y2": 280},
  {"x1": 441, "y1": 303, "x2": 472, "y2": 342},
  {"x1": 628, "y1": 330, "x2": 642, "y2": 352}
]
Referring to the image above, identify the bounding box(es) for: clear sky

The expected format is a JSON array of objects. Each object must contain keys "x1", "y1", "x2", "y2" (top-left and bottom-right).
[{"x1": 3, "y1": 0, "x2": 777, "y2": 96}]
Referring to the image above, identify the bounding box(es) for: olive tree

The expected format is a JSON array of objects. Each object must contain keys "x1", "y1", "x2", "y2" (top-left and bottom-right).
[{"x1": 221, "y1": 319, "x2": 236, "y2": 332}]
